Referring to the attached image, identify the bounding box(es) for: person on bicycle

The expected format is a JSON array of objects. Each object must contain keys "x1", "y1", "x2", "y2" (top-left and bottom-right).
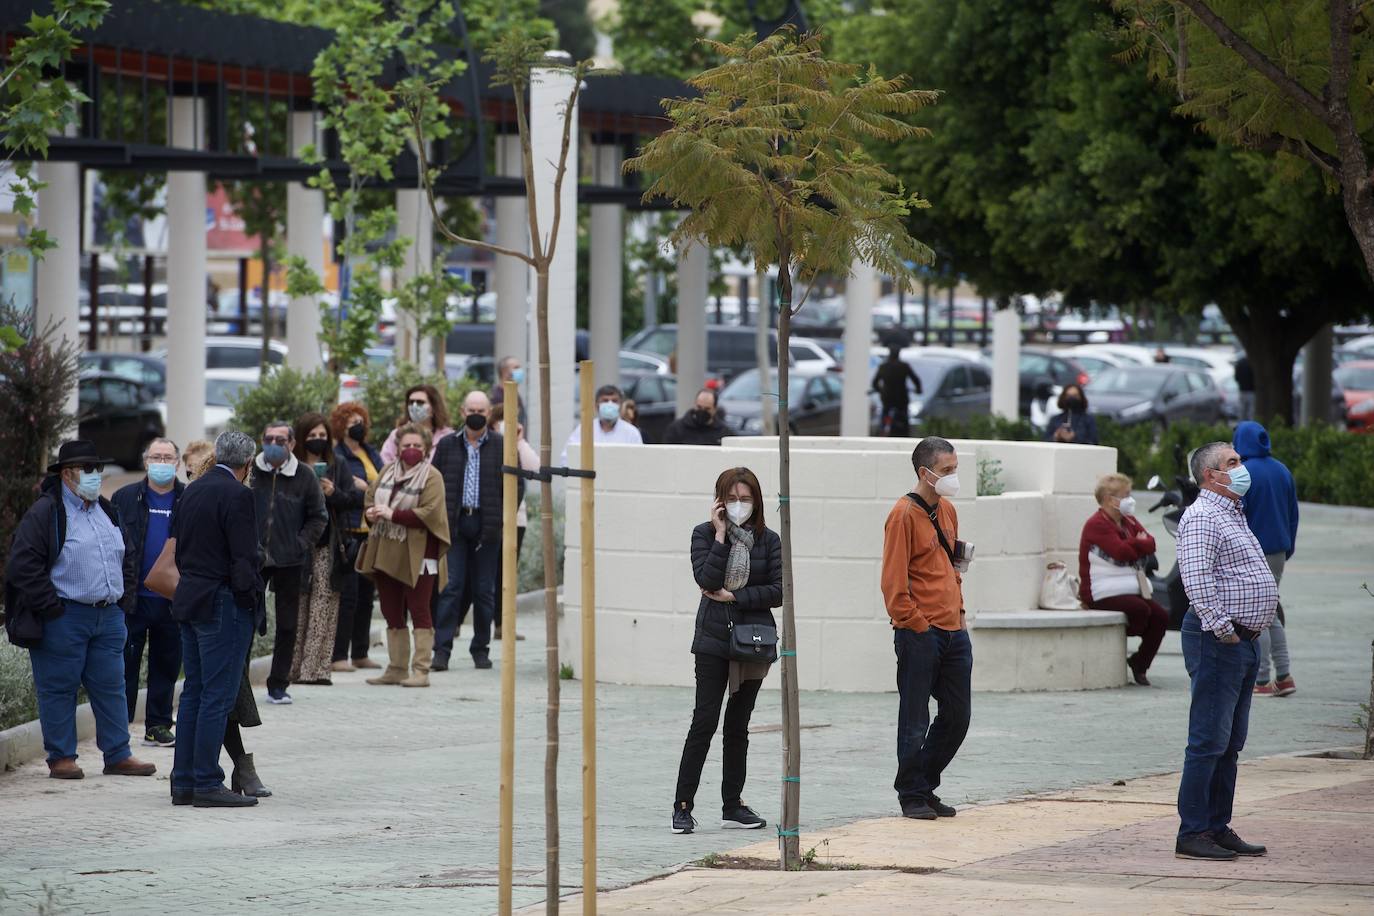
[{"x1": 872, "y1": 347, "x2": 923, "y2": 438}]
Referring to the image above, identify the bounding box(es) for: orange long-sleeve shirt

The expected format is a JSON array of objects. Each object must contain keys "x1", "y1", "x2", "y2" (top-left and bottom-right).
[{"x1": 881, "y1": 495, "x2": 964, "y2": 632}]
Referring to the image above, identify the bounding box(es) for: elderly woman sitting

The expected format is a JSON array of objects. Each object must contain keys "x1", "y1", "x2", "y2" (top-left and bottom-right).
[{"x1": 1077, "y1": 473, "x2": 1168, "y2": 686}]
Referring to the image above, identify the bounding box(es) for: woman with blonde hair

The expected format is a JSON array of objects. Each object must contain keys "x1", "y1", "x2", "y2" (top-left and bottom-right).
[{"x1": 356, "y1": 423, "x2": 450, "y2": 687}]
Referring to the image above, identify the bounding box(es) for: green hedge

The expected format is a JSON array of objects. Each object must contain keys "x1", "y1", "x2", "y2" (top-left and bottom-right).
[{"x1": 916, "y1": 416, "x2": 1374, "y2": 508}]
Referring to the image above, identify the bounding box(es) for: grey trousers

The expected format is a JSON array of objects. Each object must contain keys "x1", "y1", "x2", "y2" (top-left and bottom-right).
[{"x1": 1258, "y1": 552, "x2": 1291, "y2": 683}]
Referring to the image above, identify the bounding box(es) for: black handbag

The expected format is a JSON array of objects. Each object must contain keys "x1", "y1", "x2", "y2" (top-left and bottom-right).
[
  {"x1": 726, "y1": 606, "x2": 778, "y2": 664},
  {"x1": 3, "y1": 594, "x2": 45, "y2": 648}
]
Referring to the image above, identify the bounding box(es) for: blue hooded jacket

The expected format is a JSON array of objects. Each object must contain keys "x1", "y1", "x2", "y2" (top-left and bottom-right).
[{"x1": 1233, "y1": 421, "x2": 1299, "y2": 557}]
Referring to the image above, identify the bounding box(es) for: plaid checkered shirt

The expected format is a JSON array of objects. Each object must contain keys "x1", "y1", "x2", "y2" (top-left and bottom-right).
[
  {"x1": 1177, "y1": 488, "x2": 1278, "y2": 638},
  {"x1": 461, "y1": 430, "x2": 488, "y2": 508}
]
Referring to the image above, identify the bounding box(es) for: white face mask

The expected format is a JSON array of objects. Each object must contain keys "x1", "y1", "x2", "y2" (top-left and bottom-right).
[
  {"x1": 1117, "y1": 496, "x2": 1137, "y2": 517},
  {"x1": 924, "y1": 468, "x2": 960, "y2": 499},
  {"x1": 726, "y1": 500, "x2": 753, "y2": 525}
]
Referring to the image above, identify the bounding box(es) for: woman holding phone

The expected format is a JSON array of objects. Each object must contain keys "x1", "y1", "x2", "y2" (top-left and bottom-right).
[
  {"x1": 671, "y1": 466, "x2": 782, "y2": 836},
  {"x1": 1044, "y1": 384, "x2": 1099, "y2": 445},
  {"x1": 288, "y1": 413, "x2": 361, "y2": 685}
]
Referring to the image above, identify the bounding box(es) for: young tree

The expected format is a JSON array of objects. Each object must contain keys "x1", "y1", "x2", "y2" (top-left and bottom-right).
[{"x1": 625, "y1": 28, "x2": 934, "y2": 868}]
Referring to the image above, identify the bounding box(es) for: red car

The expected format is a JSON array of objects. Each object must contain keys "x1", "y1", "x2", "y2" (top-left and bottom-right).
[{"x1": 1335, "y1": 360, "x2": 1374, "y2": 433}]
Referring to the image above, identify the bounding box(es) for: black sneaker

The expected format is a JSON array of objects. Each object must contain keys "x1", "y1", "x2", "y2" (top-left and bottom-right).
[
  {"x1": 1175, "y1": 834, "x2": 1237, "y2": 860},
  {"x1": 901, "y1": 799, "x2": 938, "y2": 820},
  {"x1": 473, "y1": 655, "x2": 493, "y2": 670},
  {"x1": 431, "y1": 654, "x2": 450, "y2": 672},
  {"x1": 926, "y1": 795, "x2": 956, "y2": 818},
  {"x1": 671, "y1": 802, "x2": 697, "y2": 835},
  {"x1": 1212, "y1": 828, "x2": 1266, "y2": 857},
  {"x1": 142, "y1": 725, "x2": 175, "y2": 747},
  {"x1": 722, "y1": 805, "x2": 766, "y2": 829},
  {"x1": 193, "y1": 787, "x2": 259, "y2": 808}
]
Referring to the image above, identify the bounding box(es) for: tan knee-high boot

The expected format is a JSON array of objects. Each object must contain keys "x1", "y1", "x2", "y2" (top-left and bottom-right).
[
  {"x1": 367, "y1": 628, "x2": 410, "y2": 685},
  {"x1": 401, "y1": 628, "x2": 433, "y2": 688}
]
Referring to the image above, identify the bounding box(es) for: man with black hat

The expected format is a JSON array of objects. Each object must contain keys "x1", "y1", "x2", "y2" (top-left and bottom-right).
[{"x1": 3, "y1": 440, "x2": 158, "y2": 780}]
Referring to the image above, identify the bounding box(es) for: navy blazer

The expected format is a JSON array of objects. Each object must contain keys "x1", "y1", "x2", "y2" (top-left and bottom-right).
[{"x1": 172, "y1": 465, "x2": 265, "y2": 632}]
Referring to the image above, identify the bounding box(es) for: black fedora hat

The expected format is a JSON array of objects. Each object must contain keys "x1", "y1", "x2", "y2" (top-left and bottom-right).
[{"x1": 46, "y1": 439, "x2": 116, "y2": 474}]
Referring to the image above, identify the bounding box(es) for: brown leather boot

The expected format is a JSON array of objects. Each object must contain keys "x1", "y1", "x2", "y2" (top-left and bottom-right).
[
  {"x1": 401, "y1": 628, "x2": 433, "y2": 688},
  {"x1": 103, "y1": 755, "x2": 157, "y2": 776},
  {"x1": 366, "y1": 628, "x2": 410, "y2": 685},
  {"x1": 48, "y1": 757, "x2": 84, "y2": 779},
  {"x1": 352, "y1": 656, "x2": 381, "y2": 669}
]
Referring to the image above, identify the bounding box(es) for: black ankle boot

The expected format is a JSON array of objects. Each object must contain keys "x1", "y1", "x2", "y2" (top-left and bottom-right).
[{"x1": 231, "y1": 753, "x2": 273, "y2": 798}]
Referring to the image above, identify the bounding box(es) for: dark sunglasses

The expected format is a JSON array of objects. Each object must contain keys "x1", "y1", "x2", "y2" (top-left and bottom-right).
[
  {"x1": 68, "y1": 462, "x2": 105, "y2": 474},
  {"x1": 407, "y1": 399, "x2": 429, "y2": 408}
]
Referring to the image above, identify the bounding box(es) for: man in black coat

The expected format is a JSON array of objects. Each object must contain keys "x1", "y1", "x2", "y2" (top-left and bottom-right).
[
  {"x1": 663, "y1": 388, "x2": 730, "y2": 446},
  {"x1": 170, "y1": 430, "x2": 263, "y2": 807},
  {"x1": 871, "y1": 347, "x2": 923, "y2": 438},
  {"x1": 112, "y1": 437, "x2": 185, "y2": 748},
  {"x1": 249, "y1": 420, "x2": 327, "y2": 704}
]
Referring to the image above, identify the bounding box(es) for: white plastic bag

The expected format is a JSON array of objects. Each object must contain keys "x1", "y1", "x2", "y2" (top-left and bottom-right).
[{"x1": 1039, "y1": 561, "x2": 1082, "y2": 610}]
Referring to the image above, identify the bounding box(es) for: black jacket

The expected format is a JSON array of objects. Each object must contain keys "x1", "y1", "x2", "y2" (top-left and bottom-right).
[
  {"x1": 334, "y1": 441, "x2": 383, "y2": 532},
  {"x1": 872, "y1": 359, "x2": 923, "y2": 407},
  {"x1": 663, "y1": 410, "x2": 729, "y2": 446},
  {"x1": 432, "y1": 429, "x2": 521, "y2": 544},
  {"x1": 172, "y1": 465, "x2": 265, "y2": 632},
  {"x1": 4, "y1": 475, "x2": 139, "y2": 623},
  {"x1": 111, "y1": 477, "x2": 185, "y2": 589},
  {"x1": 1044, "y1": 410, "x2": 1100, "y2": 446},
  {"x1": 689, "y1": 521, "x2": 783, "y2": 659},
  {"x1": 310, "y1": 454, "x2": 363, "y2": 546},
  {"x1": 249, "y1": 453, "x2": 328, "y2": 569}
]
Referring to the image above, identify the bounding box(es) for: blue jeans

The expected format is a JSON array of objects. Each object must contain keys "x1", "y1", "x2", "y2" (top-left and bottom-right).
[
  {"x1": 173, "y1": 587, "x2": 254, "y2": 792},
  {"x1": 1177, "y1": 610, "x2": 1259, "y2": 839},
  {"x1": 433, "y1": 513, "x2": 497, "y2": 661},
  {"x1": 893, "y1": 626, "x2": 972, "y2": 804},
  {"x1": 125, "y1": 594, "x2": 183, "y2": 729},
  {"x1": 29, "y1": 601, "x2": 132, "y2": 766}
]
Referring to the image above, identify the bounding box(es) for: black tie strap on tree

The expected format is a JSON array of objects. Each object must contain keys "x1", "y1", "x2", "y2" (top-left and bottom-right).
[{"x1": 502, "y1": 464, "x2": 596, "y2": 482}]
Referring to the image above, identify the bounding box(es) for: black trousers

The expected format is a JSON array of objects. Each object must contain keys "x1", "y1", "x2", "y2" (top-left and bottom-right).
[
  {"x1": 333, "y1": 559, "x2": 376, "y2": 662},
  {"x1": 264, "y1": 565, "x2": 303, "y2": 693},
  {"x1": 674, "y1": 652, "x2": 763, "y2": 813}
]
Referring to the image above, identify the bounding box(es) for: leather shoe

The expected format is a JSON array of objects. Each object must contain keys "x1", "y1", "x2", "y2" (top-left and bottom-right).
[
  {"x1": 927, "y1": 795, "x2": 957, "y2": 817},
  {"x1": 171, "y1": 788, "x2": 193, "y2": 806},
  {"x1": 431, "y1": 654, "x2": 450, "y2": 672},
  {"x1": 352, "y1": 656, "x2": 381, "y2": 670},
  {"x1": 103, "y1": 756, "x2": 157, "y2": 777},
  {"x1": 473, "y1": 654, "x2": 493, "y2": 670},
  {"x1": 1175, "y1": 835, "x2": 1237, "y2": 860},
  {"x1": 193, "y1": 787, "x2": 259, "y2": 807},
  {"x1": 901, "y1": 799, "x2": 938, "y2": 820},
  {"x1": 47, "y1": 757, "x2": 84, "y2": 780},
  {"x1": 1212, "y1": 828, "x2": 1266, "y2": 856}
]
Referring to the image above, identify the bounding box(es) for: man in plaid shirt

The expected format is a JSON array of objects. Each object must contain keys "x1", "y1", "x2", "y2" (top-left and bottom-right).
[{"x1": 1174, "y1": 441, "x2": 1278, "y2": 861}]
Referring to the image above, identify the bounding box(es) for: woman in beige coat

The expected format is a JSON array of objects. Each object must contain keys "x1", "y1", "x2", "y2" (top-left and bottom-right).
[{"x1": 355, "y1": 424, "x2": 450, "y2": 687}]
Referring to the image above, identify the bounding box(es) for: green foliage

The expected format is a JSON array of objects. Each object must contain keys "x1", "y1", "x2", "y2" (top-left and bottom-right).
[
  {"x1": 601, "y1": 0, "x2": 713, "y2": 79},
  {"x1": 977, "y1": 451, "x2": 1005, "y2": 496},
  {"x1": 228, "y1": 367, "x2": 340, "y2": 438},
  {"x1": 518, "y1": 489, "x2": 565, "y2": 594},
  {"x1": 0, "y1": 632, "x2": 39, "y2": 730}
]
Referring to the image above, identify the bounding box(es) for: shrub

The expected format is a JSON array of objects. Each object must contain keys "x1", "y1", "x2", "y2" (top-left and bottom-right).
[
  {"x1": 0, "y1": 639, "x2": 38, "y2": 731},
  {"x1": 229, "y1": 367, "x2": 340, "y2": 439},
  {"x1": 354, "y1": 360, "x2": 481, "y2": 449},
  {"x1": 518, "y1": 489, "x2": 565, "y2": 594}
]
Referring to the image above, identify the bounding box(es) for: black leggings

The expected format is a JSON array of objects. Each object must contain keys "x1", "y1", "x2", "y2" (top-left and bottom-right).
[
  {"x1": 333, "y1": 566, "x2": 376, "y2": 662},
  {"x1": 674, "y1": 653, "x2": 763, "y2": 813},
  {"x1": 223, "y1": 721, "x2": 245, "y2": 762}
]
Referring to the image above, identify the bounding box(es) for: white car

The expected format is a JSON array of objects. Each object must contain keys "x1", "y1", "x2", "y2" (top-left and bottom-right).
[
  {"x1": 155, "y1": 367, "x2": 261, "y2": 440},
  {"x1": 1067, "y1": 345, "x2": 1151, "y2": 380},
  {"x1": 1162, "y1": 345, "x2": 1237, "y2": 389},
  {"x1": 151, "y1": 336, "x2": 288, "y2": 371}
]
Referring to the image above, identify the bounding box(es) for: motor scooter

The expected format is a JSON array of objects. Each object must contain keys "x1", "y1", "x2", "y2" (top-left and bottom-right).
[{"x1": 1142, "y1": 444, "x2": 1199, "y2": 630}]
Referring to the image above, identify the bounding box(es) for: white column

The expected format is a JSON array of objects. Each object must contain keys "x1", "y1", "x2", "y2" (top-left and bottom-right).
[
  {"x1": 493, "y1": 133, "x2": 528, "y2": 386},
  {"x1": 841, "y1": 260, "x2": 877, "y2": 436},
  {"x1": 991, "y1": 307, "x2": 1020, "y2": 420},
  {"x1": 589, "y1": 143, "x2": 623, "y2": 391},
  {"x1": 395, "y1": 187, "x2": 433, "y2": 368},
  {"x1": 165, "y1": 97, "x2": 207, "y2": 447},
  {"x1": 528, "y1": 55, "x2": 578, "y2": 454},
  {"x1": 286, "y1": 111, "x2": 324, "y2": 370},
  {"x1": 1300, "y1": 324, "x2": 1334, "y2": 426},
  {"x1": 675, "y1": 239, "x2": 708, "y2": 416},
  {"x1": 35, "y1": 161, "x2": 81, "y2": 417}
]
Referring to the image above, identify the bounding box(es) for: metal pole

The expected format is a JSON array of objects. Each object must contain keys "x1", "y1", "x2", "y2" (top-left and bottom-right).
[
  {"x1": 980, "y1": 295, "x2": 989, "y2": 349},
  {"x1": 498, "y1": 379, "x2": 519, "y2": 916},
  {"x1": 88, "y1": 252, "x2": 100, "y2": 351},
  {"x1": 946, "y1": 286, "x2": 954, "y2": 345},
  {"x1": 579, "y1": 360, "x2": 598, "y2": 913},
  {"x1": 142, "y1": 255, "x2": 155, "y2": 351}
]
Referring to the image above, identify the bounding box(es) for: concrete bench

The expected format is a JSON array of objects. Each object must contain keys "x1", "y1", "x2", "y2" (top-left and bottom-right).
[{"x1": 970, "y1": 610, "x2": 1128, "y2": 692}]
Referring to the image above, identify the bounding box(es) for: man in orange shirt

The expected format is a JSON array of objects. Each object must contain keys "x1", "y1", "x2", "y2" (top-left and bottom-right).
[{"x1": 881, "y1": 436, "x2": 972, "y2": 821}]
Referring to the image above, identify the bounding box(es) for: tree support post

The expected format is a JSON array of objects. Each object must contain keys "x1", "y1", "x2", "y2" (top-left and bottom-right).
[
  {"x1": 579, "y1": 360, "x2": 598, "y2": 913},
  {"x1": 498, "y1": 379, "x2": 519, "y2": 916}
]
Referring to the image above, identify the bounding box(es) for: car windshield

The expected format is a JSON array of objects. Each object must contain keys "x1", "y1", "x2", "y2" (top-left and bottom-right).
[
  {"x1": 720, "y1": 370, "x2": 808, "y2": 403},
  {"x1": 1088, "y1": 368, "x2": 1168, "y2": 396},
  {"x1": 1335, "y1": 366, "x2": 1374, "y2": 390},
  {"x1": 205, "y1": 377, "x2": 258, "y2": 407},
  {"x1": 904, "y1": 360, "x2": 952, "y2": 394},
  {"x1": 628, "y1": 328, "x2": 676, "y2": 357}
]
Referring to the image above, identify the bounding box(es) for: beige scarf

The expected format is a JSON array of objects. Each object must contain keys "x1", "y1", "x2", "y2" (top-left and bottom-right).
[{"x1": 371, "y1": 459, "x2": 430, "y2": 541}]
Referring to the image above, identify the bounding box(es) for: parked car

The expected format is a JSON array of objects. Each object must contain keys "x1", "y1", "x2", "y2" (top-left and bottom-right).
[
  {"x1": 717, "y1": 365, "x2": 844, "y2": 435},
  {"x1": 622, "y1": 374, "x2": 680, "y2": 443},
  {"x1": 446, "y1": 322, "x2": 590, "y2": 361},
  {"x1": 79, "y1": 352, "x2": 167, "y2": 399},
  {"x1": 622, "y1": 324, "x2": 833, "y2": 383},
  {"x1": 1086, "y1": 365, "x2": 1225, "y2": 428},
  {"x1": 1334, "y1": 361, "x2": 1374, "y2": 432},
  {"x1": 77, "y1": 371, "x2": 165, "y2": 470},
  {"x1": 1160, "y1": 346, "x2": 1237, "y2": 389},
  {"x1": 1007, "y1": 347, "x2": 1089, "y2": 424},
  {"x1": 150, "y1": 336, "x2": 288, "y2": 371},
  {"x1": 899, "y1": 356, "x2": 994, "y2": 429},
  {"x1": 1066, "y1": 345, "x2": 1149, "y2": 381},
  {"x1": 201, "y1": 369, "x2": 262, "y2": 440}
]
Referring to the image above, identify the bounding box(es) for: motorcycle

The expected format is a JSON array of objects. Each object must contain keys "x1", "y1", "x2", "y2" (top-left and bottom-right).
[{"x1": 1142, "y1": 444, "x2": 1200, "y2": 630}]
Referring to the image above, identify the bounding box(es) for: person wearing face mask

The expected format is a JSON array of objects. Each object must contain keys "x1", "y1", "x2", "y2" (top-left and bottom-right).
[
  {"x1": 380, "y1": 383, "x2": 454, "y2": 466},
  {"x1": 671, "y1": 466, "x2": 782, "y2": 836},
  {"x1": 880, "y1": 436, "x2": 971, "y2": 822},
  {"x1": 431, "y1": 390, "x2": 521, "y2": 670},
  {"x1": 111, "y1": 438, "x2": 186, "y2": 748},
  {"x1": 329, "y1": 403, "x2": 385, "y2": 672},
  {"x1": 356, "y1": 424, "x2": 451, "y2": 688},
  {"x1": 663, "y1": 388, "x2": 730, "y2": 446},
  {"x1": 489, "y1": 356, "x2": 528, "y2": 427},
  {"x1": 287, "y1": 413, "x2": 363, "y2": 686},
  {"x1": 559, "y1": 384, "x2": 643, "y2": 466},
  {"x1": 250, "y1": 421, "x2": 328, "y2": 705},
  {"x1": 1077, "y1": 473, "x2": 1168, "y2": 685},
  {"x1": 4, "y1": 439, "x2": 157, "y2": 782},
  {"x1": 1044, "y1": 384, "x2": 1099, "y2": 445},
  {"x1": 1173, "y1": 441, "x2": 1278, "y2": 861}
]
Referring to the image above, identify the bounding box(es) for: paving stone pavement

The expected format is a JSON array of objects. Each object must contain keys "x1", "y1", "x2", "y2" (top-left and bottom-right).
[{"x1": 1, "y1": 500, "x2": 1370, "y2": 914}]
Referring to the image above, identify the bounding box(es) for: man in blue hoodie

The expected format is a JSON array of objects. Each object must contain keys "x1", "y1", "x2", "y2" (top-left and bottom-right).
[{"x1": 1232, "y1": 421, "x2": 1299, "y2": 697}]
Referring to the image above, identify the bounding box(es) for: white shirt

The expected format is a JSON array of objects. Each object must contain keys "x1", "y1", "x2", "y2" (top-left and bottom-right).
[{"x1": 560, "y1": 418, "x2": 643, "y2": 466}]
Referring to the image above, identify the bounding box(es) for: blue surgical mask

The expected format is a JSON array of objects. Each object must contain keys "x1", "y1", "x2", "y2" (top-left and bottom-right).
[
  {"x1": 1222, "y1": 463, "x2": 1251, "y2": 498},
  {"x1": 262, "y1": 443, "x2": 288, "y2": 466},
  {"x1": 511, "y1": 368, "x2": 525, "y2": 384},
  {"x1": 76, "y1": 472, "x2": 102, "y2": 501},
  {"x1": 147, "y1": 463, "x2": 177, "y2": 486},
  {"x1": 598, "y1": 401, "x2": 621, "y2": 423}
]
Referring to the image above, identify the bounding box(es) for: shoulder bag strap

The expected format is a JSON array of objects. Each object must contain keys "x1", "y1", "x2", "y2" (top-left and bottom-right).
[{"x1": 906, "y1": 492, "x2": 956, "y2": 566}]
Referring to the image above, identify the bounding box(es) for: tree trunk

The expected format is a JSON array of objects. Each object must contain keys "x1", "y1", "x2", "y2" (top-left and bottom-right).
[
  {"x1": 775, "y1": 261, "x2": 800, "y2": 870},
  {"x1": 755, "y1": 265, "x2": 775, "y2": 435},
  {"x1": 1219, "y1": 303, "x2": 1314, "y2": 426},
  {"x1": 535, "y1": 267, "x2": 560, "y2": 914}
]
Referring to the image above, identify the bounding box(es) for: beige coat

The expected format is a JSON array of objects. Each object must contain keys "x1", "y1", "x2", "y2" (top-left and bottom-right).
[{"x1": 356, "y1": 465, "x2": 450, "y2": 590}]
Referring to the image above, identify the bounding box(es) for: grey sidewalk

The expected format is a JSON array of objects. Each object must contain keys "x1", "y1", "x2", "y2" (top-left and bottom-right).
[{"x1": 0, "y1": 501, "x2": 1369, "y2": 914}]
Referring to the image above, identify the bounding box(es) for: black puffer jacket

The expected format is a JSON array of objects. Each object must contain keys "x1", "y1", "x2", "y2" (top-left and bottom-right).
[{"x1": 689, "y1": 521, "x2": 782, "y2": 658}]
